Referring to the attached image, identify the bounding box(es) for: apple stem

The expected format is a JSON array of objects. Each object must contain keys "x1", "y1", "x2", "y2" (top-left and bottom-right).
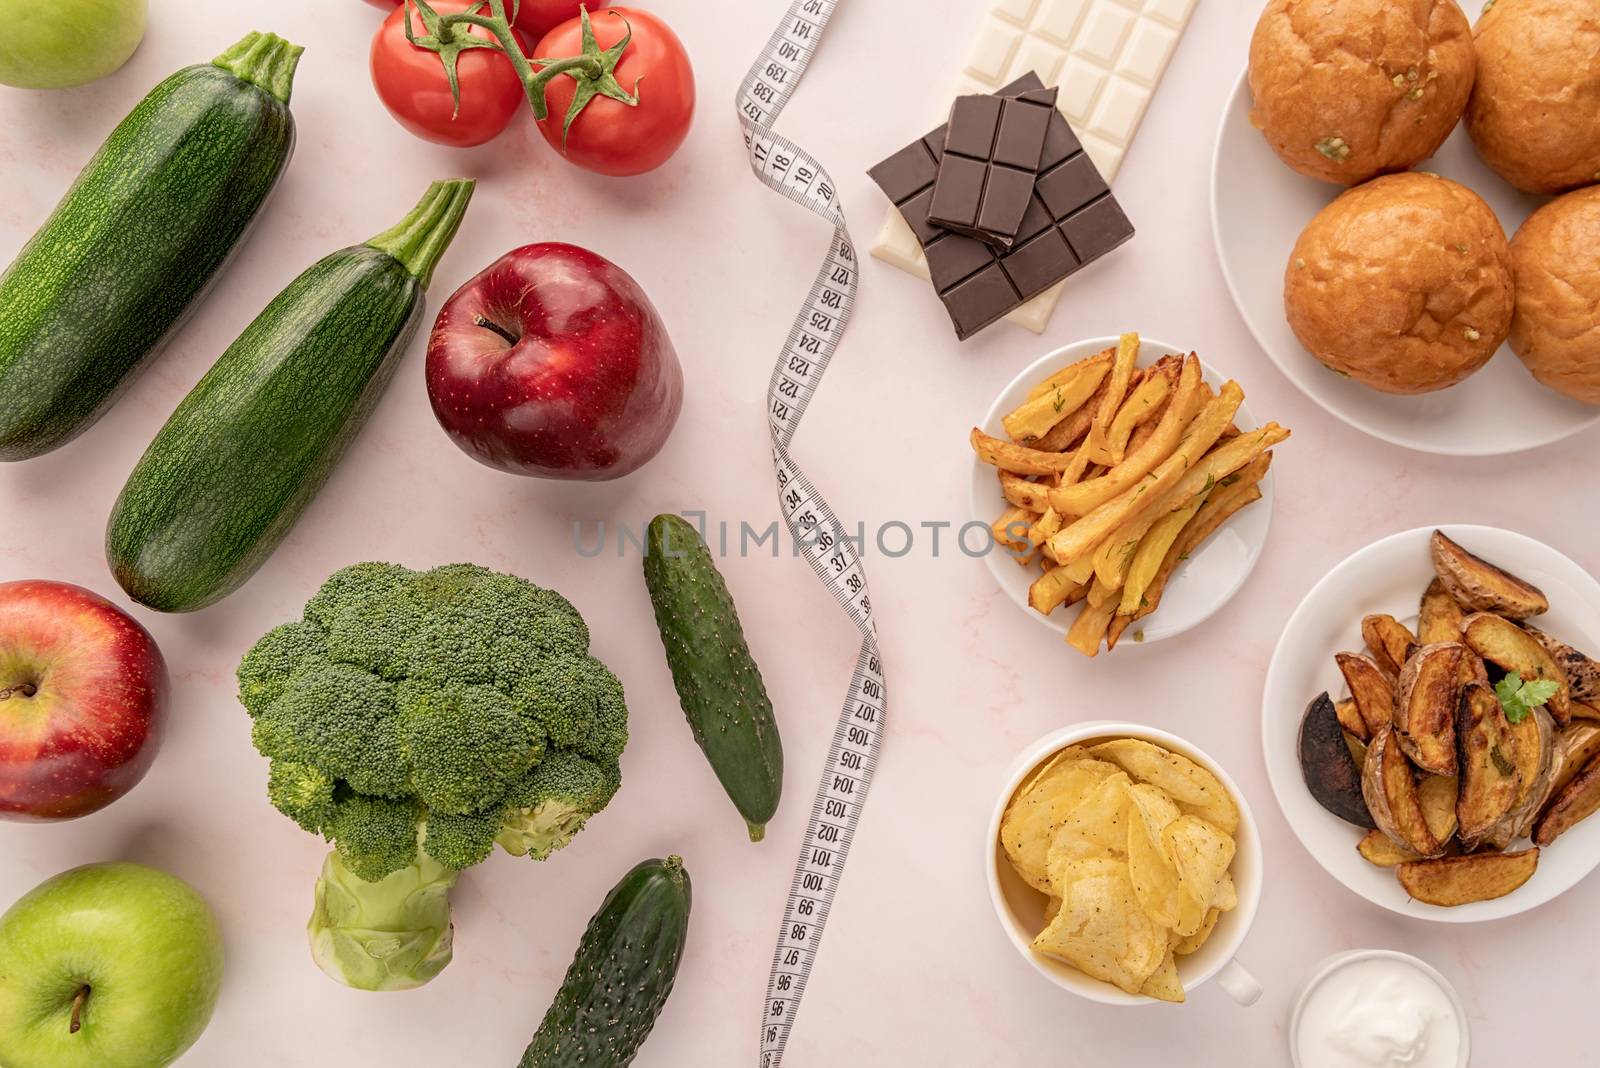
[
  {"x1": 70, "y1": 985, "x2": 89, "y2": 1034},
  {"x1": 473, "y1": 315, "x2": 520, "y2": 346},
  {"x1": 0, "y1": 683, "x2": 35, "y2": 700}
]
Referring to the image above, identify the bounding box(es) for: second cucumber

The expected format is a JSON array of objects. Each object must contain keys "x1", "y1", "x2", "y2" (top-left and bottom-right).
[
  {"x1": 105, "y1": 179, "x2": 476, "y2": 613},
  {"x1": 643, "y1": 514, "x2": 783, "y2": 840}
]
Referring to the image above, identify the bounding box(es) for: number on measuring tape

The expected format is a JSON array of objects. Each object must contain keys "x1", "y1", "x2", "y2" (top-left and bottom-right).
[{"x1": 737, "y1": 3, "x2": 884, "y2": 1066}]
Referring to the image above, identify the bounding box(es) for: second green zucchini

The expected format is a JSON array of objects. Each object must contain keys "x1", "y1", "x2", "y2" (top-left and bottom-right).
[{"x1": 105, "y1": 179, "x2": 475, "y2": 613}]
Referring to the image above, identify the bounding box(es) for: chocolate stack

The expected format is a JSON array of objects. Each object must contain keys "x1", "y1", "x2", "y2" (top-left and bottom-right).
[{"x1": 869, "y1": 72, "x2": 1135, "y2": 341}]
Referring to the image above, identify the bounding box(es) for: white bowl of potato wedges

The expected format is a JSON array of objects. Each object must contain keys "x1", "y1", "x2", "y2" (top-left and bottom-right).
[
  {"x1": 988, "y1": 724, "x2": 1263, "y2": 1005},
  {"x1": 970, "y1": 334, "x2": 1284, "y2": 656},
  {"x1": 1264, "y1": 525, "x2": 1600, "y2": 921}
]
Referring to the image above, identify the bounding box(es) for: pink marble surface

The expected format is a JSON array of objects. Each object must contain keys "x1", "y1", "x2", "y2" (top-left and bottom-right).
[{"x1": 1, "y1": 1, "x2": 1596, "y2": 1065}]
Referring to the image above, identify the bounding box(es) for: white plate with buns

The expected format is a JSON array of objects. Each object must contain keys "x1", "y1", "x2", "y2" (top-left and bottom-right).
[{"x1": 1210, "y1": 0, "x2": 1600, "y2": 457}]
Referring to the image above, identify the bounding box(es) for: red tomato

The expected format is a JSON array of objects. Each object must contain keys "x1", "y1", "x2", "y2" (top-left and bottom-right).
[
  {"x1": 370, "y1": 1, "x2": 529, "y2": 148},
  {"x1": 360, "y1": 0, "x2": 608, "y2": 37},
  {"x1": 512, "y1": 0, "x2": 611, "y2": 38},
  {"x1": 534, "y1": 8, "x2": 693, "y2": 176}
]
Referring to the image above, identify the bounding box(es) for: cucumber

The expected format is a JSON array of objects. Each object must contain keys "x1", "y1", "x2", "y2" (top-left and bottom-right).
[
  {"x1": 520, "y1": 857, "x2": 692, "y2": 1068},
  {"x1": 105, "y1": 179, "x2": 475, "y2": 613},
  {"x1": 0, "y1": 32, "x2": 302, "y2": 460},
  {"x1": 643, "y1": 514, "x2": 783, "y2": 840}
]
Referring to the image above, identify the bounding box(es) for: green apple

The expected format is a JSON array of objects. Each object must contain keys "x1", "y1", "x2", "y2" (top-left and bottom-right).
[
  {"x1": 0, "y1": 0, "x2": 148, "y2": 90},
  {"x1": 0, "y1": 862, "x2": 223, "y2": 1068}
]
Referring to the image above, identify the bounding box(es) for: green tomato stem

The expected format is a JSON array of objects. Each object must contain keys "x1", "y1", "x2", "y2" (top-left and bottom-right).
[
  {"x1": 213, "y1": 31, "x2": 304, "y2": 105},
  {"x1": 366, "y1": 179, "x2": 476, "y2": 289}
]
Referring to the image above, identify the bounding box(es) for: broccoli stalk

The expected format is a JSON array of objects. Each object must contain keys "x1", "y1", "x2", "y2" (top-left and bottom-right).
[
  {"x1": 309, "y1": 848, "x2": 457, "y2": 992},
  {"x1": 237, "y1": 563, "x2": 629, "y2": 991}
]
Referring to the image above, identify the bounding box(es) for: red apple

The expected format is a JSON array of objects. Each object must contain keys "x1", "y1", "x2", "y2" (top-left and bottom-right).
[
  {"x1": 425, "y1": 243, "x2": 684, "y2": 481},
  {"x1": 0, "y1": 581, "x2": 168, "y2": 821}
]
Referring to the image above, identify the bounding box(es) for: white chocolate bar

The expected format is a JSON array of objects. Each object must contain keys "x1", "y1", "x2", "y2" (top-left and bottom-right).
[{"x1": 872, "y1": 0, "x2": 1197, "y2": 334}]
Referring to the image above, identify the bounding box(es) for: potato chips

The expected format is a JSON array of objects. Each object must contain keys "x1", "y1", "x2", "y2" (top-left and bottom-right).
[{"x1": 999, "y1": 737, "x2": 1242, "y2": 1002}]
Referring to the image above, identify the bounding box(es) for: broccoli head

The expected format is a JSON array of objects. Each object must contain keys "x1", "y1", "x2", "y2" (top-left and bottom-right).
[{"x1": 237, "y1": 562, "x2": 628, "y2": 991}]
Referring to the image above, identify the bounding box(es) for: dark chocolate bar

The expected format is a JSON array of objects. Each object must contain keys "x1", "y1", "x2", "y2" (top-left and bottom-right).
[
  {"x1": 867, "y1": 73, "x2": 1135, "y2": 342},
  {"x1": 927, "y1": 87, "x2": 1059, "y2": 247}
]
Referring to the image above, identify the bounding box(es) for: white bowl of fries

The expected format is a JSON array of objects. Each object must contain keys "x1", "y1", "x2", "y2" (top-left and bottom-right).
[{"x1": 970, "y1": 335, "x2": 1284, "y2": 656}]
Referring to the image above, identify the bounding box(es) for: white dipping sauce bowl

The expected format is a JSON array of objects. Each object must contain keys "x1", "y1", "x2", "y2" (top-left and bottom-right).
[{"x1": 1290, "y1": 950, "x2": 1470, "y2": 1068}]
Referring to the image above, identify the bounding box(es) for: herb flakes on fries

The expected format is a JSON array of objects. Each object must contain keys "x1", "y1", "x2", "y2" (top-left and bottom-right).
[{"x1": 971, "y1": 334, "x2": 1289, "y2": 657}]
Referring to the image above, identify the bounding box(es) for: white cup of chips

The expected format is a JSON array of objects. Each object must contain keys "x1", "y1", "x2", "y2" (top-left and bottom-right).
[{"x1": 986, "y1": 722, "x2": 1263, "y2": 1006}]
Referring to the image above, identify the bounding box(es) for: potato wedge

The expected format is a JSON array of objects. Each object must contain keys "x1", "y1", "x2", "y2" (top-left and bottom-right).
[
  {"x1": 1334, "y1": 698, "x2": 1367, "y2": 742},
  {"x1": 1417, "y1": 774, "x2": 1458, "y2": 846},
  {"x1": 1362, "y1": 614, "x2": 1417, "y2": 682},
  {"x1": 1418, "y1": 578, "x2": 1466, "y2": 645},
  {"x1": 1455, "y1": 681, "x2": 1521, "y2": 847},
  {"x1": 1392, "y1": 643, "x2": 1465, "y2": 775},
  {"x1": 1551, "y1": 723, "x2": 1600, "y2": 799},
  {"x1": 1504, "y1": 705, "x2": 1558, "y2": 842},
  {"x1": 1575, "y1": 702, "x2": 1600, "y2": 723},
  {"x1": 1462, "y1": 613, "x2": 1570, "y2": 725},
  {"x1": 1430, "y1": 530, "x2": 1549, "y2": 620},
  {"x1": 1534, "y1": 753, "x2": 1600, "y2": 846},
  {"x1": 1357, "y1": 828, "x2": 1420, "y2": 867},
  {"x1": 1396, "y1": 848, "x2": 1538, "y2": 907},
  {"x1": 1344, "y1": 730, "x2": 1369, "y2": 773},
  {"x1": 1336, "y1": 653, "x2": 1396, "y2": 739},
  {"x1": 1362, "y1": 725, "x2": 1442, "y2": 857},
  {"x1": 1300, "y1": 693, "x2": 1375, "y2": 828},
  {"x1": 1525, "y1": 626, "x2": 1600, "y2": 705}
]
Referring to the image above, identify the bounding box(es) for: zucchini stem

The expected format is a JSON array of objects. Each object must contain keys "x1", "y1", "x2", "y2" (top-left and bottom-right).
[
  {"x1": 367, "y1": 180, "x2": 477, "y2": 290},
  {"x1": 213, "y1": 31, "x2": 304, "y2": 105}
]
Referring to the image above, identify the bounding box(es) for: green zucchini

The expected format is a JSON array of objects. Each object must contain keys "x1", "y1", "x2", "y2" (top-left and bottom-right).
[
  {"x1": 105, "y1": 179, "x2": 475, "y2": 613},
  {"x1": 0, "y1": 32, "x2": 302, "y2": 460},
  {"x1": 643, "y1": 514, "x2": 783, "y2": 840},
  {"x1": 520, "y1": 856, "x2": 692, "y2": 1068}
]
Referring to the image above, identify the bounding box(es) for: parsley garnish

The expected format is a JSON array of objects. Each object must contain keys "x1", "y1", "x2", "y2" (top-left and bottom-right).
[{"x1": 1495, "y1": 672, "x2": 1561, "y2": 723}]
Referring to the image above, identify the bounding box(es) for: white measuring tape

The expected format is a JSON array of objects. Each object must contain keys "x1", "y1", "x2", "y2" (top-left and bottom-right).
[{"x1": 736, "y1": 3, "x2": 885, "y2": 1065}]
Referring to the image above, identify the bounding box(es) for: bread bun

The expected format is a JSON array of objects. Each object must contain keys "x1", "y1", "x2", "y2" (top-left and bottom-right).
[
  {"x1": 1285, "y1": 173, "x2": 1514, "y2": 394},
  {"x1": 1509, "y1": 186, "x2": 1600, "y2": 403},
  {"x1": 1467, "y1": 0, "x2": 1600, "y2": 195},
  {"x1": 1249, "y1": 0, "x2": 1475, "y2": 185}
]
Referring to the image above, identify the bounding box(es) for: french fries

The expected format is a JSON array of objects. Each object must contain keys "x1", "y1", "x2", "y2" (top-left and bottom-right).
[
  {"x1": 970, "y1": 336, "x2": 1289, "y2": 657},
  {"x1": 1004, "y1": 356, "x2": 1113, "y2": 443}
]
